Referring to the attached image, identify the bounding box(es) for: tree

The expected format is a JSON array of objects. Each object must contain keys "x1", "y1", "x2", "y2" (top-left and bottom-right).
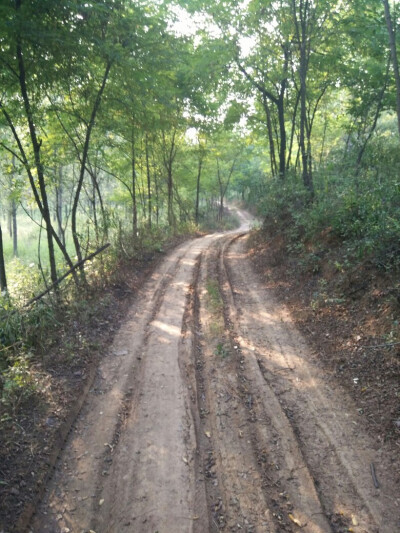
[
  {"x1": 382, "y1": 0, "x2": 400, "y2": 136},
  {"x1": 0, "y1": 0, "x2": 81, "y2": 282},
  {"x1": 0, "y1": 223, "x2": 7, "y2": 294},
  {"x1": 208, "y1": 130, "x2": 243, "y2": 220}
]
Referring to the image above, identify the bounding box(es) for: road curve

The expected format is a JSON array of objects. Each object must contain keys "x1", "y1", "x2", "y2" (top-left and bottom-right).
[{"x1": 31, "y1": 209, "x2": 400, "y2": 533}]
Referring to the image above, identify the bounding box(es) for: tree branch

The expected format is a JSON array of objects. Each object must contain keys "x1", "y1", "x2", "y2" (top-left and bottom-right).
[{"x1": 24, "y1": 243, "x2": 111, "y2": 308}]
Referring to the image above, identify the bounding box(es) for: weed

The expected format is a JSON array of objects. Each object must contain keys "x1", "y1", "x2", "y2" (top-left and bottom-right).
[
  {"x1": 1, "y1": 355, "x2": 36, "y2": 416},
  {"x1": 214, "y1": 342, "x2": 229, "y2": 358},
  {"x1": 206, "y1": 279, "x2": 223, "y2": 313},
  {"x1": 311, "y1": 279, "x2": 329, "y2": 310}
]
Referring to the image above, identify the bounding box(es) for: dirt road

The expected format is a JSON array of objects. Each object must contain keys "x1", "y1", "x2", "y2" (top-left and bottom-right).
[{"x1": 31, "y1": 210, "x2": 400, "y2": 533}]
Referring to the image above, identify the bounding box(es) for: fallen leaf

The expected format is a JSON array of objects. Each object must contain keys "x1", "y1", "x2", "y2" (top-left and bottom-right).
[
  {"x1": 205, "y1": 431, "x2": 211, "y2": 438},
  {"x1": 288, "y1": 513, "x2": 303, "y2": 527},
  {"x1": 99, "y1": 499, "x2": 104, "y2": 506}
]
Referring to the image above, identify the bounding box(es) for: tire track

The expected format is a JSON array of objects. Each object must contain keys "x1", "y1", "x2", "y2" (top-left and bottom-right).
[
  {"x1": 30, "y1": 209, "x2": 399, "y2": 533},
  {"x1": 221, "y1": 232, "x2": 400, "y2": 533},
  {"x1": 192, "y1": 237, "x2": 277, "y2": 533},
  {"x1": 31, "y1": 237, "x2": 215, "y2": 533},
  {"x1": 92, "y1": 237, "x2": 213, "y2": 533}
]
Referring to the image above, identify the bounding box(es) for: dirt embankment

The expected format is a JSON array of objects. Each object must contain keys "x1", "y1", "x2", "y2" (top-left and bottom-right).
[{"x1": 247, "y1": 228, "x2": 400, "y2": 469}]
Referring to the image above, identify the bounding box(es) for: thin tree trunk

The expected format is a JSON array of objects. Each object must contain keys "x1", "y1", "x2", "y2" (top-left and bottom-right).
[
  {"x1": 0, "y1": 223, "x2": 7, "y2": 294},
  {"x1": 71, "y1": 59, "x2": 112, "y2": 275},
  {"x1": 195, "y1": 142, "x2": 205, "y2": 224},
  {"x1": 277, "y1": 45, "x2": 289, "y2": 179},
  {"x1": 15, "y1": 0, "x2": 57, "y2": 283},
  {"x1": 8, "y1": 206, "x2": 12, "y2": 237},
  {"x1": 12, "y1": 200, "x2": 17, "y2": 257},
  {"x1": 263, "y1": 95, "x2": 277, "y2": 176},
  {"x1": 195, "y1": 158, "x2": 203, "y2": 224},
  {"x1": 162, "y1": 130, "x2": 177, "y2": 228},
  {"x1": 1, "y1": 100, "x2": 76, "y2": 279},
  {"x1": 357, "y1": 57, "x2": 390, "y2": 167},
  {"x1": 383, "y1": 0, "x2": 400, "y2": 136},
  {"x1": 237, "y1": 60, "x2": 287, "y2": 179},
  {"x1": 299, "y1": 43, "x2": 312, "y2": 192},
  {"x1": 287, "y1": 90, "x2": 300, "y2": 171},
  {"x1": 131, "y1": 126, "x2": 138, "y2": 234},
  {"x1": 145, "y1": 134, "x2": 152, "y2": 228},
  {"x1": 292, "y1": 0, "x2": 313, "y2": 194},
  {"x1": 56, "y1": 167, "x2": 65, "y2": 247},
  {"x1": 277, "y1": 96, "x2": 287, "y2": 178},
  {"x1": 216, "y1": 156, "x2": 237, "y2": 221},
  {"x1": 139, "y1": 160, "x2": 146, "y2": 221},
  {"x1": 155, "y1": 172, "x2": 160, "y2": 226},
  {"x1": 86, "y1": 160, "x2": 108, "y2": 239}
]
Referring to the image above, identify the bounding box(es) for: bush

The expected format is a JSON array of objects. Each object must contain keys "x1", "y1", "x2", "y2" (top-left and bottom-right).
[{"x1": 256, "y1": 135, "x2": 400, "y2": 271}]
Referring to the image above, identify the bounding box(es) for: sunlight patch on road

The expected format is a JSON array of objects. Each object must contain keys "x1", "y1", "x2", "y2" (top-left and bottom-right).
[{"x1": 152, "y1": 319, "x2": 181, "y2": 338}]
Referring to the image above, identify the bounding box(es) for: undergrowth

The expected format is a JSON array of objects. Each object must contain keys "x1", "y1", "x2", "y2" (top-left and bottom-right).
[{"x1": 255, "y1": 137, "x2": 400, "y2": 274}]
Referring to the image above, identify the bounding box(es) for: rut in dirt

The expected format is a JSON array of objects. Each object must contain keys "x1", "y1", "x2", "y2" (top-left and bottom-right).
[{"x1": 30, "y1": 209, "x2": 399, "y2": 533}]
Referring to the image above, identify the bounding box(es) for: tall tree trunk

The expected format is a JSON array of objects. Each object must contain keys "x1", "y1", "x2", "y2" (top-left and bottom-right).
[
  {"x1": 55, "y1": 168, "x2": 65, "y2": 247},
  {"x1": 237, "y1": 60, "x2": 287, "y2": 178},
  {"x1": 217, "y1": 158, "x2": 224, "y2": 222},
  {"x1": 85, "y1": 159, "x2": 107, "y2": 240},
  {"x1": 293, "y1": 0, "x2": 313, "y2": 194},
  {"x1": 277, "y1": 95, "x2": 287, "y2": 178},
  {"x1": 0, "y1": 223, "x2": 7, "y2": 294},
  {"x1": 162, "y1": 130, "x2": 177, "y2": 228},
  {"x1": 155, "y1": 171, "x2": 160, "y2": 227},
  {"x1": 131, "y1": 126, "x2": 137, "y2": 234},
  {"x1": 195, "y1": 140, "x2": 205, "y2": 224},
  {"x1": 299, "y1": 42, "x2": 312, "y2": 192},
  {"x1": 15, "y1": 0, "x2": 57, "y2": 283},
  {"x1": 262, "y1": 95, "x2": 277, "y2": 176},
  {"x1": 277, "y1": 44, "x2": 289, "y2": 179},
  {"x1": 216, "y1": 156, "x2": 237, "y2": 221},
  {"x1": 195, "y1": 157, "x2": 203, "y2": 224},
  {"x1": 71, "y1": 59, "x2": 112, "y2": 275},
  {"x1": 11, "y1": 200, "x2": 17, "y2": 257},
  {"x1": 1, "y1": 103, "x2": 76, "y2": 279},
  {"x1": 145, "y1": 134, "x2": 152, "y2": 228},
  {"x1": 287, "y1": 90, "x2": 300, "y2": 170},
  {"x1": 8, "y1": 206, "x2": 12, "y2": 237},
  {"x1": 167, "y1": 166, "x2": 174, "y2": 227},
  {"x1": 383, "y1": 0, "x2": 400, "y2": 137}
]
